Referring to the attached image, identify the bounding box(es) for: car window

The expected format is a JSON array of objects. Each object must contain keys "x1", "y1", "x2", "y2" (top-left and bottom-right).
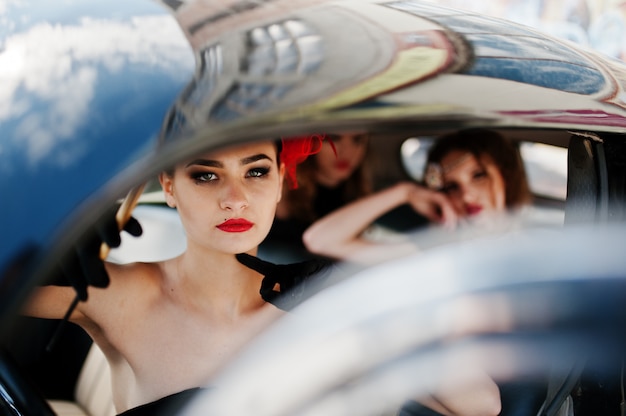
[
  {"x1": 519, "y1": 142, "x2": 567, "y2": 200},
  {"x1": 400, "y1": 136, "x2": 434, "y2": 183}
]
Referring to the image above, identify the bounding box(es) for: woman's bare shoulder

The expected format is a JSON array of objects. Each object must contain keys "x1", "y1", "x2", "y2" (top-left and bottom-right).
[
  {"x1": 105, "y1": 260, "x2": 169, "y2": 289},
  {"x1": 81, "y1": 260, "x2": 169, "y2": 321},
  {"x1": 77, "y1": 261, "x2": 172, "y2": 348}
]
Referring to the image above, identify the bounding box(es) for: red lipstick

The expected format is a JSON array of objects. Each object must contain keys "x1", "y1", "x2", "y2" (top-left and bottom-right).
[
  {"x1": 465, "y1": 204, "x2": 483, "y2": 216},
  {"x1": 217, "y1": 218, "x2": 253, "y2": 232},
  {"x1": 335, "y1": 160, "x2": 350, "y2": 171}
]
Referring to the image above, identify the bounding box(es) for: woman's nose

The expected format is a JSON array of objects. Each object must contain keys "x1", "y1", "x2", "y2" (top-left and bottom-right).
[
  {"x1": 219, "y1": 182, "x2": 249, "y2": 211},
  {"x1": 335, "y1": 146, "x2": 356, "y2": 162},
  {"x1": 460, "y1": 185, "x2": 477, "y2": 203},
  {"x1": 342, "y1": 140, "x2": 360, "y2": 155}
]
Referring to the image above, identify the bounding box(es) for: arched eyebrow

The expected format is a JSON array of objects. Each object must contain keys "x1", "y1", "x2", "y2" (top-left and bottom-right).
[
  {"x1": 185, "y1": 153, "x2": 273, "y2": 168},
  {"x1": 241, "y1": 153, "x2": 273, "y2": 165}
]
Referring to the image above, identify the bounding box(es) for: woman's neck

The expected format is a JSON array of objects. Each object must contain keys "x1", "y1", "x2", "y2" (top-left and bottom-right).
[{"x1": 167, "y1": 245, "x2": 264, "y2": 318}]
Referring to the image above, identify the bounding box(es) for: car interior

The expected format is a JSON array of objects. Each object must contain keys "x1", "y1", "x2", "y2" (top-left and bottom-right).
[{"x1": 2, "y1": 125, "x2": 624, "y2": 416}]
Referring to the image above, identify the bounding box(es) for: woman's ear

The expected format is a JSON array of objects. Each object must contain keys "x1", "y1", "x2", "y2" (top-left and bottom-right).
[
  {"x1": 159, "y1": 172, "x2": 177, "y2": 208},
  {"x1": 276, "y1": 163, "x2": 286, "y2": 203}
]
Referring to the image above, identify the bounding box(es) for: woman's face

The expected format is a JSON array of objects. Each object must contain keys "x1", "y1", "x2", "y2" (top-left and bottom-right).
[
  {"x1": 439, "y1": 150, "x2": 506, "y2": 219},
  {"x1": 160, "y1": 142, "x2": 284, "y2": 254},
  {"x1": 314, "y1": 132, "x2": 368, "y2": 187}
]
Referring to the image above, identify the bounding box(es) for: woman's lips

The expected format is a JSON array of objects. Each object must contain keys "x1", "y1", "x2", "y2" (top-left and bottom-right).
[
  {"x1": 465, "y1": 204, "x2": 483, "y2": 216},
  {"x1": 217, "y1": 218, "x2": 253, "y2": 232},
  {"x1": 335, "y1": 160, "x2": 351, "y2": 171}
]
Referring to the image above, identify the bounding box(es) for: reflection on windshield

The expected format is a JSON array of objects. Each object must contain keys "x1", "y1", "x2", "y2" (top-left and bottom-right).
[{"x1": 0, "y1": 4, "x2": 193, "y2": 170}]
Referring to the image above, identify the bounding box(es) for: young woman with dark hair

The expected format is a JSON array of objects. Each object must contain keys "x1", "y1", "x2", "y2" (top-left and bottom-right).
[{"x1": 303, "y1": 129, "x2": 532, "y2": 264}]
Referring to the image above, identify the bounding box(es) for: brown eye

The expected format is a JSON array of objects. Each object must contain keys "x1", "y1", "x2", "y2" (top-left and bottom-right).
[
  {"x1": 353, "y1": 134, "x2": 368, "y2": 146},
  {"x1": 442, "y1": 183, "x2": 459, "y2": 194},
  {"x1": 472, "y1": 170, "x2": 488, "y2": 181}
]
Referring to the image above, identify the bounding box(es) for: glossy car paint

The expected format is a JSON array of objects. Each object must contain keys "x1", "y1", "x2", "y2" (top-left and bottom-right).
[
  {"x1": 2, "y1": 1, "x2": 626, "y2": 414},
  {"x1": 3, "y1": 1, "x2": 626, "y2": 314},
  {"x1": 162, "y1": 0, "x2": 626, "y2": 133},
  {"x1": 0, "y1": 0, "x2": 194, "y2": 330}
]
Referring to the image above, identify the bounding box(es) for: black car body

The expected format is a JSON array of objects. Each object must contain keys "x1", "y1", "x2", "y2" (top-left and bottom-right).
[{"x1": 2, "y1": 1, "x2": 626, "y2": 415}]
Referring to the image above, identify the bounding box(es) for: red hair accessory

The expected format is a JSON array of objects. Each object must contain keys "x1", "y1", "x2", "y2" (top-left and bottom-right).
[{"x1": 281, "y1": 134, "x2": 334, "y2": 189}]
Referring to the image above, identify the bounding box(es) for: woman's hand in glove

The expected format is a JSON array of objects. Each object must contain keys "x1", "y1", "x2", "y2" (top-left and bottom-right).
[
  {"x1": 60, "y1": 209, "x2": 142, "y2": 301},
  {"x1": 236, "y1": 253, "x2": 333, "y2": 311}
]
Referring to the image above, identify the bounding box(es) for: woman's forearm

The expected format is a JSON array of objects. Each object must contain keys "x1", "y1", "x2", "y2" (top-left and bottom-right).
[{"x1": 303, "y1": 182, "x2": 412, "y2": 259}]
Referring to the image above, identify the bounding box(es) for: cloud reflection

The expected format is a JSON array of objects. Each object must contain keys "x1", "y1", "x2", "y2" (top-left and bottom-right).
[{"x1": 0, "y1": 13, "x2": 193, "y2": 168}]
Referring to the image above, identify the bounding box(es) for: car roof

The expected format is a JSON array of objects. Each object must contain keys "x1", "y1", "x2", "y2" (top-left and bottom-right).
[{"x1": 163, "y1": 0, "x2": 626, "y2": 137}]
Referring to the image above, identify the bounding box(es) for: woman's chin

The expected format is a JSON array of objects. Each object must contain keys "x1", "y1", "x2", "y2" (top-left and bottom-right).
[
  {"x1": 465, "y1": 211, "x2": 492, "y2": 227},
  {"x1": 215, "y1": 240, "x2": 263, "y2": 256}
]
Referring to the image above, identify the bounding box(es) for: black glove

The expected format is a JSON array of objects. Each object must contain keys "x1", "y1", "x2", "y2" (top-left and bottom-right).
[
  {"x1": 59, "y1": 208, "x2": 142, "y2": 301},
  {"x1": 236, "y1": 253, "x2": 333, "y2": 311}
]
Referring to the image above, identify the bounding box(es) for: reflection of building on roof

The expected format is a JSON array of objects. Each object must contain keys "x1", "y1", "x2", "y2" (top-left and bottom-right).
[
  {"x1": 161, "y1": 17, "x2": 326, "y2": 141},
  {"x1": 388, "y1": 1, "x2": 607, "y2": 95},
  {"x1": 432, "y1": 0, "x2": 626, "y2": 62},
  {"x1": 159, "y1": 0, "x2": 626, "y2": 143},
  {"x1": 161, "y1": 1, "x2": 474, "y2": 138},
  {"x1": 205, "y1": 19, "x2": 324, "y2": 121}
]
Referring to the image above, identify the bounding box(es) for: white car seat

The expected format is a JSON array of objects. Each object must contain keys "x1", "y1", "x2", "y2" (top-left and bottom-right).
[{"x1": 48, "y1": 343, "x2": 115, "y2": 416}]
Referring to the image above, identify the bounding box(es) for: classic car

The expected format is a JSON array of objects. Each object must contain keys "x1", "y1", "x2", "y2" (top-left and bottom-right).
[{"x1": 2, "y1": 0, "x2": 626, "y2": 415}]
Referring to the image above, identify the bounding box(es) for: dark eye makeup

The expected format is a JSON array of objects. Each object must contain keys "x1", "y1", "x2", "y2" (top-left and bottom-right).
[
  {"x1": 442, "y1": 182, "x2": 459, "y2": 194},
  {"x1": 353, "y1": 134, "x2": 368, "y2": 145},
  {"x1": 246, "y1": 166, "x2": 270, "y2": 178},
  {"x1": 189, "y1": 171, "x2": 217, "y2": 183},
  {"x1": 472, "y1": 169, "x2": 488, "y2": 181},
  {"x1": 188, "y1": 165, "x2": 272, "y2": 184}
]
